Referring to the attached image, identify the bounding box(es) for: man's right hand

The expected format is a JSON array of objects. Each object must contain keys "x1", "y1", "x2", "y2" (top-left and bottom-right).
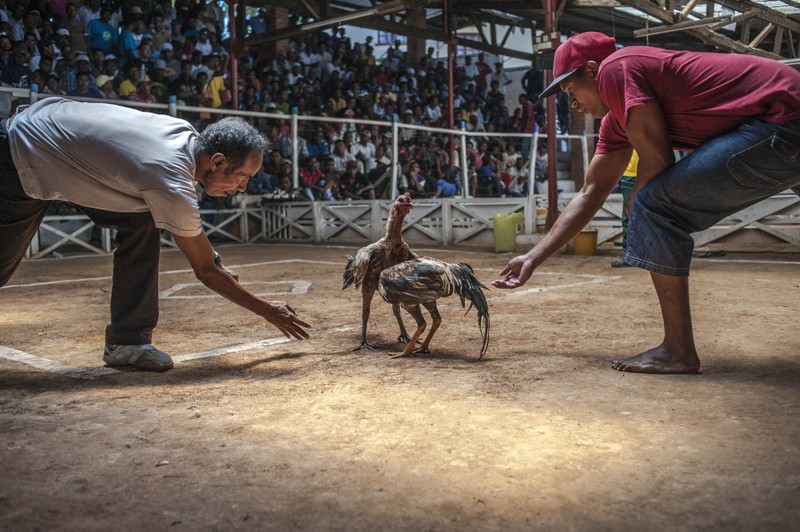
[
  {"x1": 261, "y1": 300, "x2": 311, "y2": 340},
  {"x1": 492, "y1": 254, "x2": 535, "y2": 289},
  {"x1": 173, "y1": 233, "x2": 311, "y2": 340}
]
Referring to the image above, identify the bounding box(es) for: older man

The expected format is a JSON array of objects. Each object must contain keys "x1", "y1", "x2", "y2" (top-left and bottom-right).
[
  {"x1": 1, "y1": 97, "x2": 310, "y2": 371},
  {"x1": 494, "y1": 32, "x2": 800, "y2": 374}
]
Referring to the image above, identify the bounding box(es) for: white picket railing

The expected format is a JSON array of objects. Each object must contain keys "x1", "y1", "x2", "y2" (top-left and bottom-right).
[{"x1": 27, "y1": 192, "x2": 800, "y2": 259}]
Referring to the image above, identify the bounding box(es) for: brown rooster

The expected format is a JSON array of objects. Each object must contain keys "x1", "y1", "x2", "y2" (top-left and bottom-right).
[
  {"x1": 342, "y1": 193, "x2": 417, "y2": 350},
  {"x1": 378, "y1": 257, "x2": 490, "y2": 359}
]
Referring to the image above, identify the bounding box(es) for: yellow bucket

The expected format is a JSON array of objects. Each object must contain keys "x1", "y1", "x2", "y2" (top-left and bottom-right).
[
  {"x1": 535, "y1": 207, "x2": 547, "y2": 234},
  {"x1": 573, "y1": 228, "x2": 598, "y2": 256},
  {"x1": 494, "y1": 212, "x2": 524, "y2": 253}
]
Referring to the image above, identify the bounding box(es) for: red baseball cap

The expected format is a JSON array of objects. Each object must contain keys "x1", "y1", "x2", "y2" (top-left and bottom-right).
[{"x1": 539, "y1": 32, "x2": 617, "y2": 98}]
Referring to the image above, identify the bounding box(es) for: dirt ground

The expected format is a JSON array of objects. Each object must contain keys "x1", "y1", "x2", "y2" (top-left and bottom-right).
[{"x1": 1, "y1": 243, "x2": 798, "y2": 531}]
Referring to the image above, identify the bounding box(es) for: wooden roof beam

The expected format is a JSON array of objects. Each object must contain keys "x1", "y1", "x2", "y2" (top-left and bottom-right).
[
  {"x1": 620, "y1": 0, "x2": 780, "y2": 57},
  {"x1": 716, "y1": 0, "x2": 800, "y2": 32},
  {"x1": 634, "y1": 9, "x2": 760, "y2": 37}
]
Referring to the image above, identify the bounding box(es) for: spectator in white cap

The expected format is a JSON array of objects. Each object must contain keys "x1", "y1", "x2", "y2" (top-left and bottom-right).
[
  {"x1": 43, "y1": 71, "x2": 65, "y2": 95},
  {"x1": 19, "y1": 9, "x2": 41, "y2": 43},
  {"x1": 148, "y1": 59, "x2": 169, "y2": 102},
  {"x1": 94, "y1": 74, "x2": 119, "y2": 100},
  {"x1": 61, "y1": 51, "x2": 92, "y2": 93},
  {"x1": 54, "y1": 28, "x2": 70, "y2": 48},
  {"x1": 160, "y1": 42, "x2": 180, "y2": 81},
  {"x1": 194, "y1": 27, "x2": 212, "y2": 57},
  {"x1": 101, "y1": 53, "x2": 118, "y2": 77}
]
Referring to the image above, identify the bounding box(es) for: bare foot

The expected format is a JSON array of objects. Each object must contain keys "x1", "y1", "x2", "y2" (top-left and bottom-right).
[{"x1": 612, "y1": 344, "x2": 701, "y2": 374}]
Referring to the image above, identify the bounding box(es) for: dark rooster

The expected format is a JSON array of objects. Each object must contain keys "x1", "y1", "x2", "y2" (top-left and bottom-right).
[
  {"x1": 378, "y1": 257, "x2": 490, "y2": 359},
  {"x1": 342, "y1": 193, "x2": 417, "y2": 350}
]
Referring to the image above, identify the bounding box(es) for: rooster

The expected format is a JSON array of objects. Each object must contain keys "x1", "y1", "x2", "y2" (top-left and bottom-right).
[
  {"x1": 378, "y1": 257, "x2": 490, "y2": 359},
  {"x1": 342, "y1": 193, "x2": 417, "y2": 350}
]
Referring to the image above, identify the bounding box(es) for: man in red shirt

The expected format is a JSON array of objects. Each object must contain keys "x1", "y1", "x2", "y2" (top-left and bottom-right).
[
  {"x1": 494, "y1": 32, "x2": 800, "y2": 374},
  {"x1": 474, "y1": 52, "x2": 493, "y2": 97}
]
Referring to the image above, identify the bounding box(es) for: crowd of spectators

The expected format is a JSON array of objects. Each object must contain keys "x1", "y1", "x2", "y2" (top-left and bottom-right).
[{"x1": 0, "y1": 0, "x2": 558, "y2": 204}]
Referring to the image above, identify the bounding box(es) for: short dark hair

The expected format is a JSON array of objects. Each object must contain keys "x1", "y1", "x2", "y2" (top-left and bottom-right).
[{"x1": 196, "y1": 117, "x2": 266, "y2": 170}]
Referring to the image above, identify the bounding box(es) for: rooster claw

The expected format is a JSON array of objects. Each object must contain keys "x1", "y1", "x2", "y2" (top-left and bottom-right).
[
  {"x1": 397, "y1": 334, "x2": 422, "y2": 345},
  {"x1": 353, "y1": 341, "x2": 377, "y2": 352},
  {"x1": 389, "y1": 347, "x2": 429, "y2": 358}
]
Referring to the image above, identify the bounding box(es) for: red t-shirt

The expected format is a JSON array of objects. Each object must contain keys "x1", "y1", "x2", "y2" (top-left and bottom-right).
[
  {"x1": 300, "y1": 167, "x2": 323, "y2": 186},
  {"x1": 596, "y1": 47, "x2": 800, "y2": 153},
  {"x1": 521, "y1": 100, "x2": 536, "y2": 133},
  {"x1": 476, "y1": 62, "x2": 492, "y2": 88}
]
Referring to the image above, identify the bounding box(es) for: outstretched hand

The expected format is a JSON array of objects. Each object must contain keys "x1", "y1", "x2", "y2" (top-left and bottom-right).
[
  {"x1": 263, "y1": 301, "x2": 311, "y2": 340},
  {"x1": 492, "y1": 254, "x2": 535, "y2": 289}
]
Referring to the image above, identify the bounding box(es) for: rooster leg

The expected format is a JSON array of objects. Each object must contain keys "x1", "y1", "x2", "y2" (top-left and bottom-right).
[
  {"x1": 353, "y1": 288, "x2": 377, "y2": 351},
  {"x1": 389, "y1": 305, "x2": 426, "y2": 358},
  {"x1": 414, "y1": 302, "x2": 441, "y2": 354},
  {"x1": 392, "y1": 303, "x2": 414, "y2": 344}
]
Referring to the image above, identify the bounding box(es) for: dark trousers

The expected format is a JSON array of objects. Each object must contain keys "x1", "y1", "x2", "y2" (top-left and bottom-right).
[{"x1": 0, "y1": 121, "x2": 161, "y2": 346}]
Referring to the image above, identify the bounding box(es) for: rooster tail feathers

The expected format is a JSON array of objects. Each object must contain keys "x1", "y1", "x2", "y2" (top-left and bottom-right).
[
  {"x1": 342, "y1": 255, "x2": 355, "y2": 289},
  {"x1": 448, "y1": 263, "x2": 490, "y2": 359},
  {"x1": 478, "y1": 312, "x2": 490, "y2": 359}
]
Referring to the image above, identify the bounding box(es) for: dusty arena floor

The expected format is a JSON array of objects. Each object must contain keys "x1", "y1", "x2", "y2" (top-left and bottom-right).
[{"x1": 1, "y1": 243, "x2": 798, "y2": 531}]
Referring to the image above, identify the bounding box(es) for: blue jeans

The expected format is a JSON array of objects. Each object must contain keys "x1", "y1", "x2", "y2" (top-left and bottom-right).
[
  {"x1": 617, "y1": 174, "x2": 636, "y2": 250},
  {"x1": 625, "y1": 119, "x2": 800, "y2": 276}
]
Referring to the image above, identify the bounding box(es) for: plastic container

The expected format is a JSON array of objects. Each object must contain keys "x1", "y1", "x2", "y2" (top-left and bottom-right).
[
  {"x1": 535, "y1": 207, "x2": 548, "y2": 234},
  {"x1": 573, "y1": 228, "x2": 598, "y2": 256},
  {"x1": 494, "y1": 212, "x2": 524, "y2": 253}
]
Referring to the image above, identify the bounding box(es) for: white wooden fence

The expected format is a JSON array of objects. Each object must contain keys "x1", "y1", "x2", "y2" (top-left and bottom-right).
[{"x1": 27, "y1": 191, "x2": 800, "y2": 259}]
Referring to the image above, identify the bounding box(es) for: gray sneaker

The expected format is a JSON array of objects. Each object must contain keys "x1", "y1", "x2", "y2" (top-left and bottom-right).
[{"x1": 103, "y1": 344, "x2": 174, "y2": 372}]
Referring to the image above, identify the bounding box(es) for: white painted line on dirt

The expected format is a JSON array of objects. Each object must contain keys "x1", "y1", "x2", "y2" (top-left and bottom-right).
[
  {"x1": 1, "y1": 260, "x2": 340, "y2": 290},
  {"x1": 0, "y1": 345, "x2": 120, "y2": 379},
  {"x1": 173, "y1": 337, "x2": 292, "y2": 362},
  {"x1": 0, "y1": 326, "x2": 357, "y2": 379},
  {"x1": 701, "y1": 258, "x2": 800, "y2": 265},
  {"x1": 1, "y1": 275, "x2": 114, "y2": 289},
  {"x1": 160, "y1": 280, "x2": 312, "y2": 299},
  {"x1": 174, "y1": 325, "x2": 356, "y2": 362},
  {"x1": 229, "y1": 258, "x2": 343, "y2": 268}
]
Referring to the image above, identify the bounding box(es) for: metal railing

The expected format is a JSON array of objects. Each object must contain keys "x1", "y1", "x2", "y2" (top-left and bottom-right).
[{"x1": 2, "y1": 85, "x2": 595, "y2": 197}]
